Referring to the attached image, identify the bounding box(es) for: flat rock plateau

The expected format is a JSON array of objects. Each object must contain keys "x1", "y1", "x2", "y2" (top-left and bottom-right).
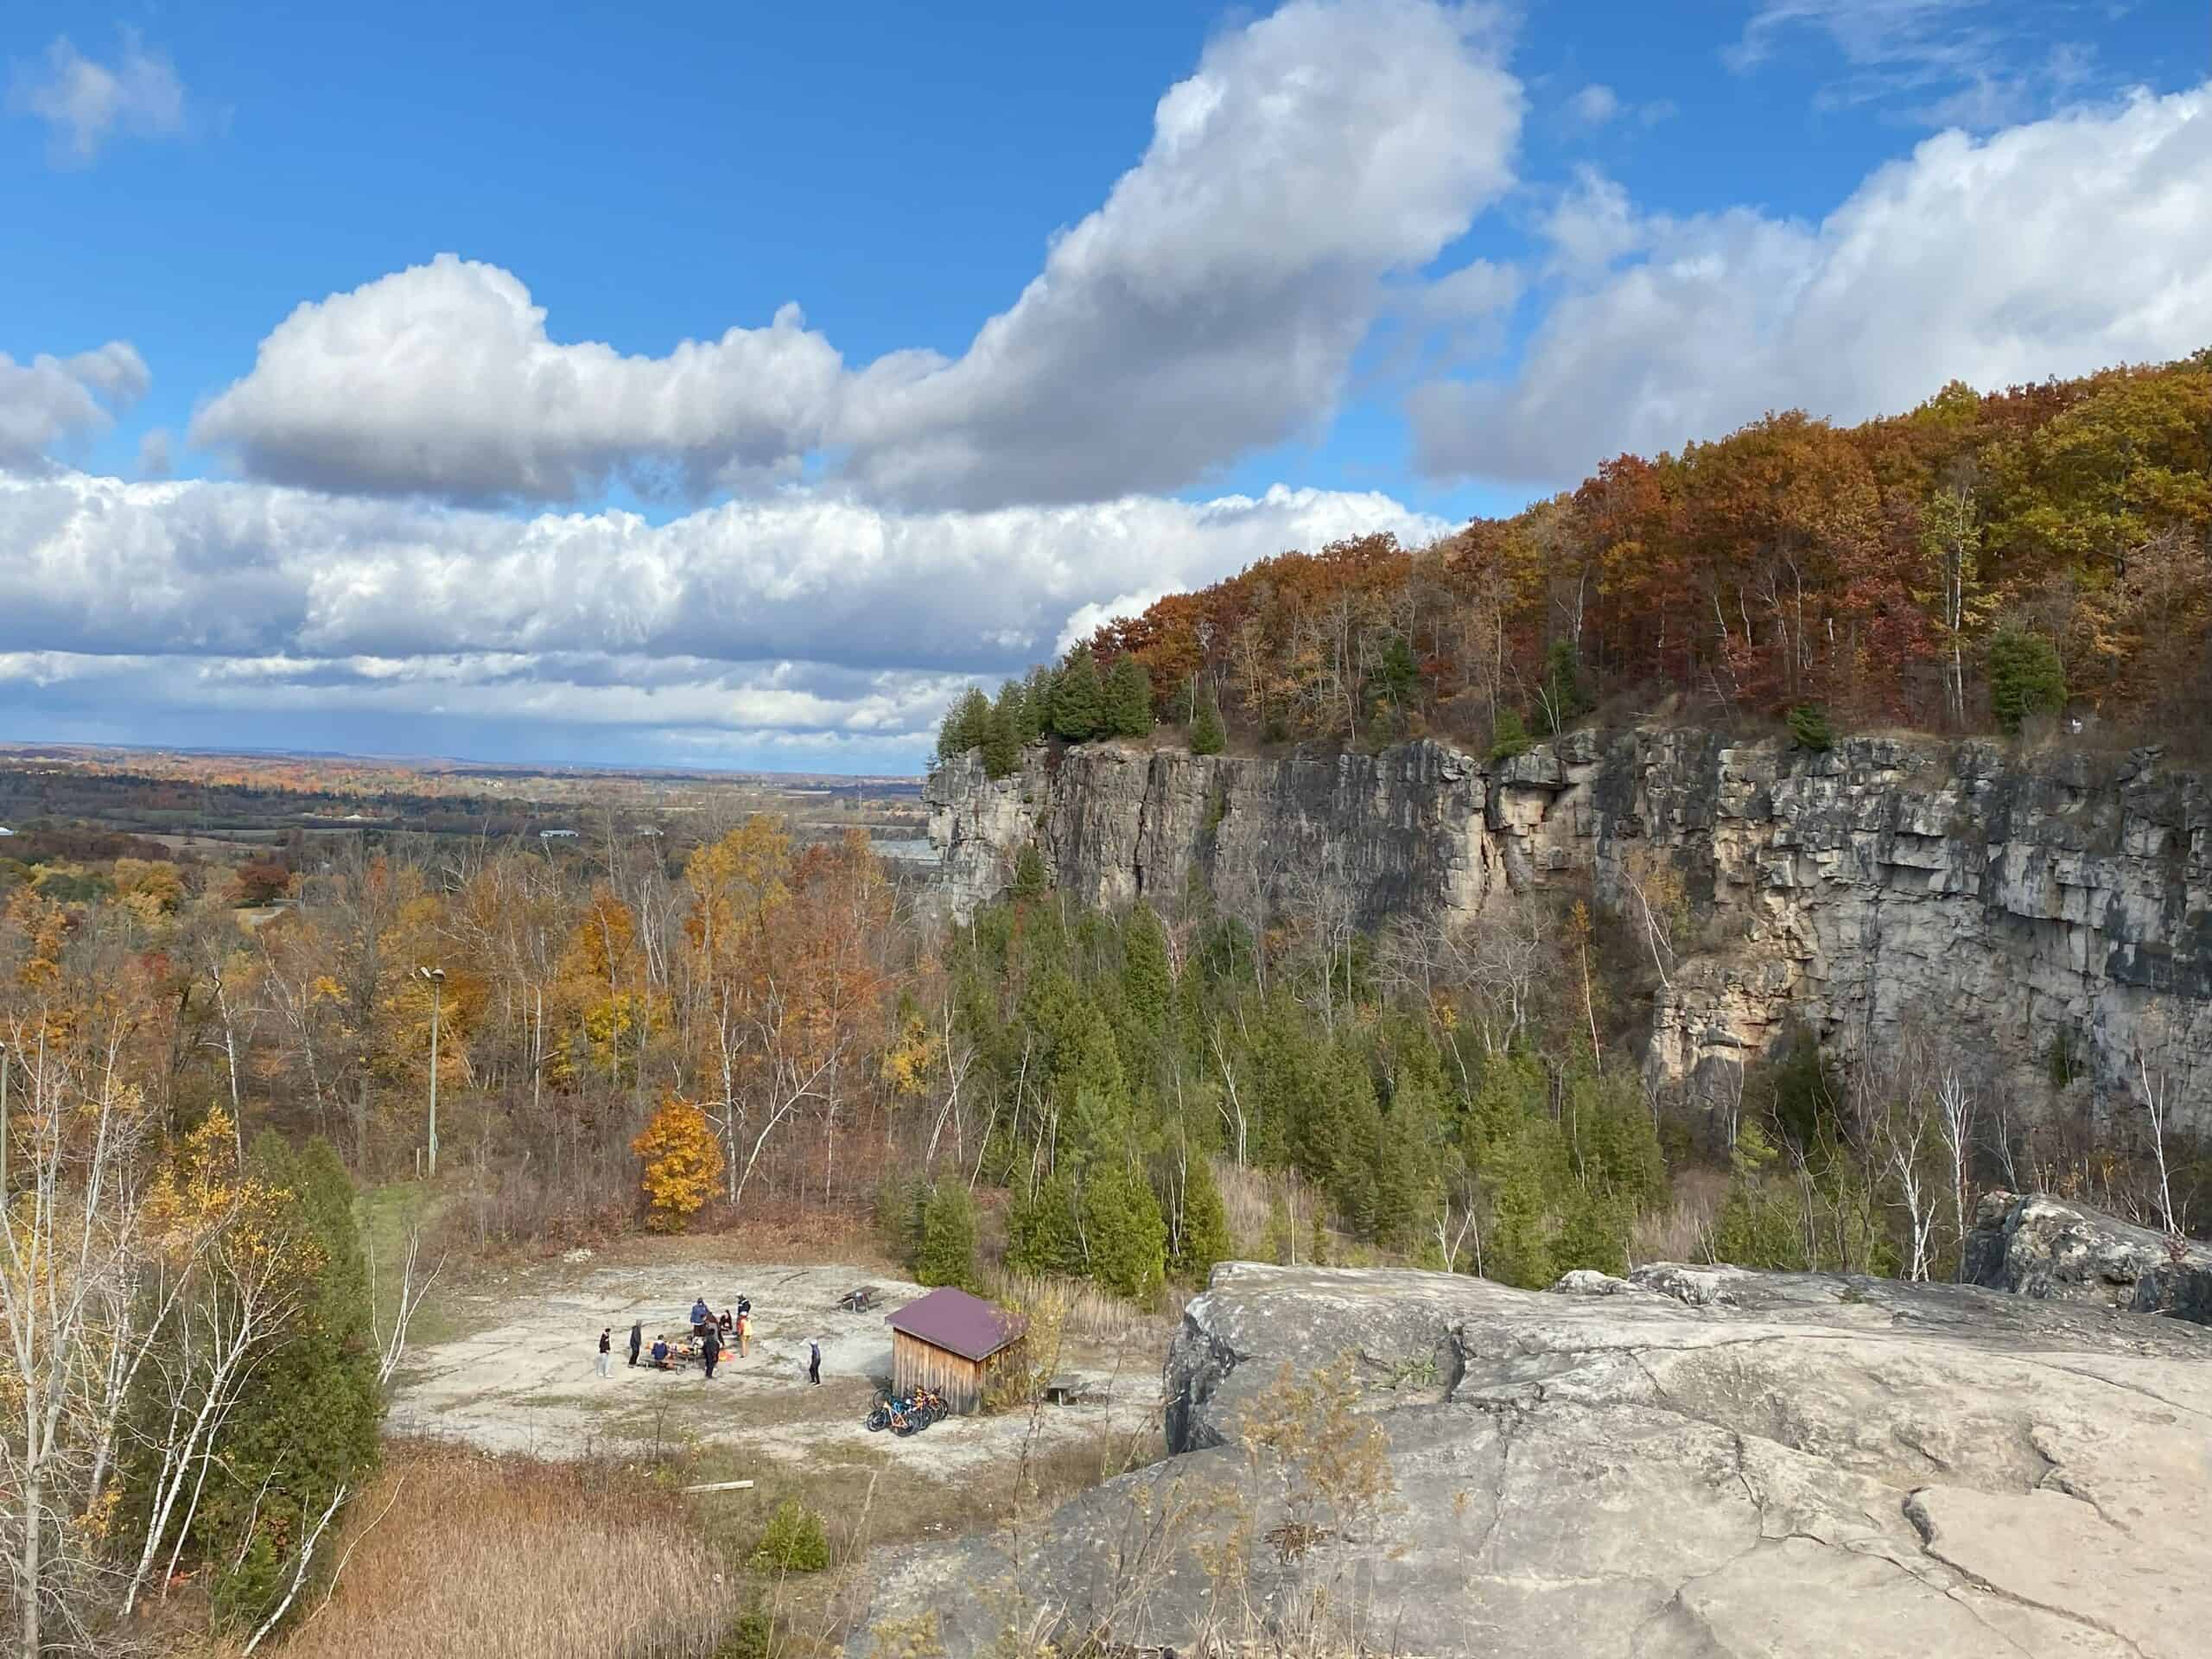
[{"x1": 856, "y1": 1259, "x2": 2212, "y2": 1658}]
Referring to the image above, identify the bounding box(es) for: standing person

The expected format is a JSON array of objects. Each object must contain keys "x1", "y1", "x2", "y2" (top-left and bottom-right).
[
  {"x1": 807, "y1": 1338, "x2": 822, "y2": 1386},
  {"x1": 702, "y1": 1321, "x2": 721, "y2": 1380},
  {"x1": 628, "y1": 1319, "x2": 643, "y2": 1368},
  {"x1": 736, "y1": 1308, "x2": 750, "y2": 1358},
  {"x1": 690, "y1": 1295, "x2": 711, "y2": 1339},
  {"x1": 596, "y1": 1327, "x2": 612, "y2": 1378}
]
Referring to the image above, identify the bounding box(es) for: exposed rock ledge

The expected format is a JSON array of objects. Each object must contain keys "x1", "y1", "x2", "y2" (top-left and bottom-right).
[
  {"x1": 1965, "y1": 1190, "x2": 2212, "y2": 1324},
  {"x1": 856, "y1": 1261, "x2": 2212, "y2": 1658}
]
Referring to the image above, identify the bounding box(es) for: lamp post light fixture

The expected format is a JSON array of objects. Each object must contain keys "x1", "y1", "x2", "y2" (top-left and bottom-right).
[{"x1": 416, "y1": 967, "x2": 446, "y2": 1178}]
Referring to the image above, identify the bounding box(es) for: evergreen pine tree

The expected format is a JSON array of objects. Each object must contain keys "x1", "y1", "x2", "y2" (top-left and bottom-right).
[
  {"x1": 980, "y1": 700, "x2": 1021, "y2": 779},
  {"x1": 1020, "y1": 665, "x2": 1056, "y2": 742},
  {"x1": 201, "y1": 1136, "x2": 383, "y2": 1631},
  {"x1": 915, "y1": 1183, "x2": 980, "y2": 1290},
  {"x1": 937, "y1": 687, "x2": 991, "y2": 760},
  {"x1": 1369, "y1": 635, "x2": 1421, "y2": 731},
  {"x1": 1082, "y1": 1162, "x2": 1167, "y2": 1302},
  {"x1": 1986, "y1": 629, "x2": 2067, "y2": 733},
  {"x1": 1190, "y1": 688, "x2": 1228, "y2": 755},
  {"x1": 1488, "y1": 707, "x2": 1534, "y2": 761},
  {"x1": 1551, "y1": 1190, "x2": 1629, "y2": 1277},
  {"x1": 1540, "y1": 639, "x2": 1587, "y2": 734},
  {"x1": 1120, "y1": 905, "x2": 1173, "y2": 1044},
  {"x1": 1051, "y1": 645, "x2": 1104, "y2": 741},
  {"x1": 1173, "y1": 1153, "x2": 1233, "y2": 1286},
  {"x1": 1007, "y1": 1171, "x2": 1083, "y2": 1275},
  {"x1": 1487, "y1": 1117, "x2": 1566, "y2": 1289},
  {"x1": 1103, "y1": 656, "x2": 1155, "y2": 738},
  {"x1": 1011, "y1": 843, "x2": 1049, "y2": 899}
]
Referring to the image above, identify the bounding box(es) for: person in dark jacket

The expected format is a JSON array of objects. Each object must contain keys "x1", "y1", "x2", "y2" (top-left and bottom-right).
[
  {"x1": 807, "y1": 1338, "x2": 822, "y2": 1385},
  {"x1": 702, "y1": 1322, "x2": 721, "y2": 1379},
  {"x1": 596, "y1": 1327, "x2": 612, "y2": 1378},
  {"x1": 650, "y1": 1335, "x2": 671, "y2": 1369},
  {"x1": 628, "y1": 1320, "x2": 643, "y2": 1368}
]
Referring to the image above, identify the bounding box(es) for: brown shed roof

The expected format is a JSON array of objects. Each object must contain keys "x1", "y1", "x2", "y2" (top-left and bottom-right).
[{"x1": 886, "y1": 1287, "x2": 1023, "y2": 1362}]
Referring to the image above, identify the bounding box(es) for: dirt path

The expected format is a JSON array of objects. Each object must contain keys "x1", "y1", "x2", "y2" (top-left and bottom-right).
[{"x1": 390, "y1": 1257, "x2": 1160, "y2": 1479}]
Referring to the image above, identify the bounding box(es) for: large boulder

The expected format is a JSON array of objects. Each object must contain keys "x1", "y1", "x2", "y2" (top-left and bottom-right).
[
  {"x1": 855, "y1": 1261, "x2": 2212, "y2": 1659},
  {"x1": 1964, "y1": 1189, "x2": 2212, "y2": 1323}
]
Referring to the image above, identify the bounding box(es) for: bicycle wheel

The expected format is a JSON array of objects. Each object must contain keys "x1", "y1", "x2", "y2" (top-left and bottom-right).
[{"x1": 866, "y1": 1407, "x2": 889, "y2": 1432}]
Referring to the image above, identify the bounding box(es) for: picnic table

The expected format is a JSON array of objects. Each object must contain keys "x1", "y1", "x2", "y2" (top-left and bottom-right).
[
  {"x1": 1043, "y1": 1375, "x2": 1089, "y2": 1406},
  {"x1": 836, "y1": 1285, "x2": 880, "y2": 1313}
]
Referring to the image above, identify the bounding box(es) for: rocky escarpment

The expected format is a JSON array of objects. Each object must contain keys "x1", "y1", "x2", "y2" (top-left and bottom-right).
[
  {"x1": 857, "y1": 1261, "x2": 2212, "y2": 1658},
  {"x1": 1965, "y1": 1190, "x2": 2212, "y2": 1323},
  {"x1": 927, "y1": 731, "x2": 2212, "y2": 1135}
]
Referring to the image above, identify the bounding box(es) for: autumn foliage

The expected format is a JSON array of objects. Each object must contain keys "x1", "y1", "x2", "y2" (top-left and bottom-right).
[
  {"x1": 1014, "y1": 354, "x2": 2212, "y2": 751},
  {"x1": 632, "y1": 1095, "x2": 724, "y2": 1232}
]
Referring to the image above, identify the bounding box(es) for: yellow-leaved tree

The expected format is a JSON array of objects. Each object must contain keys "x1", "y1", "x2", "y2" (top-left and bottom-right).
[{"x1": 632, "y1": 1096, "x2": 724, "y2": 1232}]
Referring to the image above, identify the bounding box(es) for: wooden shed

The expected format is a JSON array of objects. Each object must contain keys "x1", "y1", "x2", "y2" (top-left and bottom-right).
[{"x1": 886, "y1": 1287, "x2": 1026, "y2": 1414}]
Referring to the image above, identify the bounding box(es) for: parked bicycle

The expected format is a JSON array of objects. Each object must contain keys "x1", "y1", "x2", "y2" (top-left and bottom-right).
[{"x1": 893, "y1": 1387, "x2": 947, "y2": 1436}]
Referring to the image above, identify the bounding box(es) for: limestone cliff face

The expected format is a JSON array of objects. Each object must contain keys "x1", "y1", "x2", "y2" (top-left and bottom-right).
[{"x1": 926, "y1": 729, "x2": 2212, "y2": 1133}]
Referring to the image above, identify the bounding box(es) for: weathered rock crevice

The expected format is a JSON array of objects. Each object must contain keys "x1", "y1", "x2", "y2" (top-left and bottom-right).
[{"x1": 927, "y1": 730, "x2": 2212, "y2": 1133}]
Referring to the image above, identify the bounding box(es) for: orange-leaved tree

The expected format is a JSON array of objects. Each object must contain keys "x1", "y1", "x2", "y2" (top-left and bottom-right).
[{"x1": 632, "y1": 1095, "x2": 724, "y2": 1232}]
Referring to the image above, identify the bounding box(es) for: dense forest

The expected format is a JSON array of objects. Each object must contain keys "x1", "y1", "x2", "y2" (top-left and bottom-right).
[{"x1": 944, "y1": 354, "x2": 2212, "y2": 773}]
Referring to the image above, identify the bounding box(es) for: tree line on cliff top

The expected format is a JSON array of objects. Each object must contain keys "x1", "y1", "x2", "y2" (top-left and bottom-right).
[{"x1": 944, "y1": 353, "x2": 2211, "y2": 767}]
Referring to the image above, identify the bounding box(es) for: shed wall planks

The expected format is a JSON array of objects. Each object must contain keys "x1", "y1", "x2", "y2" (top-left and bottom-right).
[{"x1": 892, "y1": 1328, "x2": 1022, "y2": 1414}]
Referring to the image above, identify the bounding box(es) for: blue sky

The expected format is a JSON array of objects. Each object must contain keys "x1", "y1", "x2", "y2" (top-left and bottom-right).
[{"x1": 3, "y1": 1, "x2": 2208, "y2": 771}]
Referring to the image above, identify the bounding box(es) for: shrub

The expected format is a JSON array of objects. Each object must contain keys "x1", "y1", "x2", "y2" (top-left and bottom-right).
[
  {"x1": 1787, "y1": 703, "x2": 1834, "y2": 751},
  {"x1": 1488, "y1": 708, "x2": 1535, "y2": 762},
  {"x1": 748, "y1": 1498, "x2": 830, "y2": 1574}
]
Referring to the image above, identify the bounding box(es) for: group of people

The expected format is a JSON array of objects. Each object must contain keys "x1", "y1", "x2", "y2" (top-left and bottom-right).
[{"x1": 593, "y1": 1294, "x2": 823, "y2": 1384}]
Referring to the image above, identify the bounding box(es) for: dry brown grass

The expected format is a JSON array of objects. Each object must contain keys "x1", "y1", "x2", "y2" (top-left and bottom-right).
[
  {"x1": 1630, "y1": 1166, "x2": 1730, "y2": 1265},
  {"x1": 1215, "y1": 1161, "x2": 1329, "y2": 1263},
  {"x1": 270, "y1": 1443, "x2": 738, "y2": 1659},
  {"x1": 977, "y1": 1267, "x2": 1185, "y2": 1346}
]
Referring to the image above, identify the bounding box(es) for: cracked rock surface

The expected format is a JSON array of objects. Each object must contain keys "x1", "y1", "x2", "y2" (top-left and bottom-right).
[
  {"x1": 1965, "y1": 1190, "x2": 2212, "y2": 1325},
  {"x1": 855, "y1": 1262, "x2": 2212, "y2": 1657}
]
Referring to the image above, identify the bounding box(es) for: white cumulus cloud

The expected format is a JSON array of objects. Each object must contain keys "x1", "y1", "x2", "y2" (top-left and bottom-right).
[
  {"x1": 1411, "y1": 84, "x2": 2212, "y2": 486},
  {"x1": 187, "y1": 0, "x2": 1523, "y2": 511},
  {"x1": 192, "y1": 257, "x2": 847, "y2": 502},
  {"x1": 0, "y1": 467, "x2": 1447, "y2": 758},
  {"x1": 0, "y1": 342, "x2": 150, "y2": 471}
]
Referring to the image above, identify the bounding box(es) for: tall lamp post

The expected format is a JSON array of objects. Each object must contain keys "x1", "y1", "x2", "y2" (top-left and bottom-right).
[{"x1": 416, "y1": 967, "x2": 446, "y2": 1178}]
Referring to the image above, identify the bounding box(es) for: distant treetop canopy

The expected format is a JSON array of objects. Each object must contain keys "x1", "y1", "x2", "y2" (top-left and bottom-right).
[{"x1": 939, "y1": 353, "x2": 2212, "y2": 760}]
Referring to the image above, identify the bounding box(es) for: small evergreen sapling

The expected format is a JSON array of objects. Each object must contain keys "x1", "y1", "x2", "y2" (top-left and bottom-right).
[{"x1": 1190, "y1": 690, "x2": 1228, "y2": 755}]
